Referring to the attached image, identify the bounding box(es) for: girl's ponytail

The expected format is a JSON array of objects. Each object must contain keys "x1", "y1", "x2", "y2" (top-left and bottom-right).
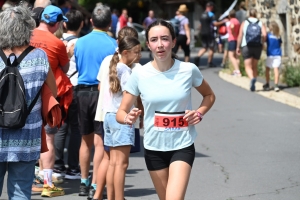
[{"x1": 109, "y1": 52, "x2": 121, "y2": 93}]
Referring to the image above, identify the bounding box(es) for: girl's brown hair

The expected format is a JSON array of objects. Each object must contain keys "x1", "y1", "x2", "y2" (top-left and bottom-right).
[
  {"x1": 118, "y1": 26, "x2": 138, "y2": 41},
  {"x1": 109, "y1": 36, "x2": 140, "y2": 93},
  {"x1": 269, "y1": 21, "x2": 280, "y2": 38}
]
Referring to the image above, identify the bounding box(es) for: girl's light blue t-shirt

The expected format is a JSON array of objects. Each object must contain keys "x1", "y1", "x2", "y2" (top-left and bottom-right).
[{"x1": 124, "y1": 59, "x2": 203, "y2": 151}]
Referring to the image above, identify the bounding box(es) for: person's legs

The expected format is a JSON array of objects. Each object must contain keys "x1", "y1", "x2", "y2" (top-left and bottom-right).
[
  {"x1": 149, "y1": 168, "x2": 169, "y2": 200},
  {"x1": 194, "y1": 34, "x2": 209, "y2": 66},
  {"x1": 40, "y1": 129, "x2": 65, "y2": 197},
  {"x1": 91, "y1": 133, "x2": 104, "y2": 184},
  {"x1": 265, "y1": 67, "x2": 270, "y2": 84},
  {"x1": 252, "y1": 59, "x2": 259, "y2": 78},
  {"x1": 77, "y1": 88, "x2": 99, "y2": 196},
  {"x1": 40, "y1": 129, "x2": 57, "y2": 186},
  {"x1": 274, "y1": 67, "x2": 279, "y2": 85},
  {"x1": 244, "y1": 58, "x2": 254, "y2": 79},
  {"x1": 93, "y1": 150, "x2": 110, "y2": 200},
  {"x1": 106, "y1": 148, "x2": 116, "y2": 200},
  {"x1": 112, "y1": 146, "x2": 131, "y2": 200},
  {"x1": 0, "y1": 162, "x2": 7, "y2": 197},
  {"x1": 179, "y1": 35, "x2": 190, "y2": 62},
  {"x1": 79, "y1": 134, "x2": 94, "y2": 180},
  {"x1": 228, "y1": 51, "x2": 241, "y2": 75},
  {"x1": 165, "y1": 161, "x2": 192, "y2": 200},
  {"x1": 54, "y1": 122, "x2": 68, "y2": 170},
  {"x1": 66, "y1": 89, "x2": 81, "y2": 171},
  {"x1": 221, "y1": 50, "x2": 228, "y2": 67},
  {"x1": 207, "y1": 47, "x2": 214, "y2": 66},
  {"x1": 7, "y1": 160, "x2": 36, "y2": 200}
]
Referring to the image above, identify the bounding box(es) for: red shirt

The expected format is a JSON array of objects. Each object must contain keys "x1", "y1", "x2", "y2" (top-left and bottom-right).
[
  {"x1": 119, "y1": 15, "x2": 128, "y2": 29},
  {"x1": 227, "y1": 18, "x2": 240, "y2": 42}
]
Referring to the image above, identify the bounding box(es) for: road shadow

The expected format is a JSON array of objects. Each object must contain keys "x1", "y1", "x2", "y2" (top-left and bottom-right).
[{"x1": 124, "y1": 188, "x2": 157, "y2": 198}]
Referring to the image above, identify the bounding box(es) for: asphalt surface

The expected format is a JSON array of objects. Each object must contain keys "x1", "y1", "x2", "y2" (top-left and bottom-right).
[{"x1": 1, "y1": 51, "x2": 300, "y2": 200}]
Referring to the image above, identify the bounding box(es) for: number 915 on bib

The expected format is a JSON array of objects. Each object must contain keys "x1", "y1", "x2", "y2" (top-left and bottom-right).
[{"x1": 154, "y1": 111, "x2": 188, "y2": 131}]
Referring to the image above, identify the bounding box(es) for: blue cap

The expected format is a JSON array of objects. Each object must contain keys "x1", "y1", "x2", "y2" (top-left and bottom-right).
[{"x1": 41, "y1": 5, "x2": 68, "y2": 24}]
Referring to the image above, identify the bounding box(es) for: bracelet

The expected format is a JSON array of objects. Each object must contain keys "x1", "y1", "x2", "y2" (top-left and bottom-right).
[
  {"x1": 124, "y1": 114, "x2": 129, "y2": 125},
  {"x1": 196, "y1": 111, "x2": 203, "y2": 121}
]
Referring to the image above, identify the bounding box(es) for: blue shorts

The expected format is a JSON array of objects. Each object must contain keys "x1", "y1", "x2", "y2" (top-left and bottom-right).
[
  {"x1": 104, "y1": 112, "x2": 135, "y2": 147},
  {"x1": 228, "y1": 41, "x2": 237, "y2": 51}
]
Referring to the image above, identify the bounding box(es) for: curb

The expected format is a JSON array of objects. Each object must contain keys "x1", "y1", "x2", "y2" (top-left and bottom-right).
[{"x1": 219, "y1": 71, "x2": 300, "y2": 110}]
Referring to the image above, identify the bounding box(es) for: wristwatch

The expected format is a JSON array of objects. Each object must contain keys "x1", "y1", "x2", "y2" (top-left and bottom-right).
[{"x1": 196, "y1": 111, "x2": 203, "y2": 121}]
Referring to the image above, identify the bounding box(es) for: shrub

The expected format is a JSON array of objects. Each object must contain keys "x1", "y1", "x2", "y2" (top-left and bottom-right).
[{"x1": 283, "y1": 65, "x2": 300, "y2": 87}]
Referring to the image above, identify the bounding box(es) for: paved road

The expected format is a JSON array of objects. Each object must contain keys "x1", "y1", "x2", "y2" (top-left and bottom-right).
[{"x1": 1, "y1": 51, "x2": 300, "y2": 200}]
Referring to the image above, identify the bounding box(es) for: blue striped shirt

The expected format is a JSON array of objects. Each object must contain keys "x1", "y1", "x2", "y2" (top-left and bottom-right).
[{"x1": 0, "y1": 48, "x2": 49, "y2": 162}]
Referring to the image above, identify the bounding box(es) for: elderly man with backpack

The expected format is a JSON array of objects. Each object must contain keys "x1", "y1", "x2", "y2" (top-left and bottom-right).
[{"x1": 236, "y1": 8, "x2": 267, "y2": 91}]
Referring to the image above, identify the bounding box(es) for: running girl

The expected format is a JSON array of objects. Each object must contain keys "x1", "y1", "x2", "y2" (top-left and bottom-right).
[
  {"x1": 104, "y1": 36, "x2": 141, "y2": 200},
  {"x1": 116, "y1": 19, "x2": 216, "y2": 200},
  {"x1": 263, "y1": 21, "x2": 282, "y2": 92}
]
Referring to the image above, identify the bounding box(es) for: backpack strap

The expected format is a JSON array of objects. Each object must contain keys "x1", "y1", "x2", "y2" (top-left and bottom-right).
[
  {"x1": 64, "y1": 35, "x2": 78, "y2": 42},
  {"x1": 17, "y1": 46, "x2": 35, "y2": 64},
  {"x1": 0, "y1": 46, "x2": 34, "y2": 67},
  {"x1": 0, "y1": 50, "x2": 18, "y2": 66},
  {"x1": 27, "y1": 87, "x2": 42, "y2": 116},
  {"x1": 0, "y1": 49, "x2": 8, "y2": 65},
  {"x1": 247, "y1": 19, "x2": 260, "y2": 24}
]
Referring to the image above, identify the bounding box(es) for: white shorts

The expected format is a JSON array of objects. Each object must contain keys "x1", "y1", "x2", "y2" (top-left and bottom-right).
[{"x1": 266, "y1": 56, "x2": 281, "y2": 68}]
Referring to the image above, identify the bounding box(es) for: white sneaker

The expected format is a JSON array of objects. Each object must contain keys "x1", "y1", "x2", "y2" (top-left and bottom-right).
[{"x1": 274, "y1": 86, "x2": 280, "y2": 92}]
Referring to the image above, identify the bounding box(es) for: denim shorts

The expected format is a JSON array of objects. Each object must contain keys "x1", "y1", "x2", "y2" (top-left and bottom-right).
[{"x1": 104, "y1": 112, "x2": 135, "y2": 147}]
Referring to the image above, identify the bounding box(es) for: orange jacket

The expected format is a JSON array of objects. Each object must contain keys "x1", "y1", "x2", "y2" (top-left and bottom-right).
[
  {"x1": 41, "y1": 84, "x2": 62, "y2": 153},
  {"x1": 55, "y1": 68, "x2": 73, "y2": 121}
]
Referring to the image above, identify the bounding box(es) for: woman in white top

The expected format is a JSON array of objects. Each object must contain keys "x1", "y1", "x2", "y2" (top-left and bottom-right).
[
  {"x1": 116, "y1": 19, "x2": 215, "y2": 200},
  {"x1": 236, "y1": 8, "x2": 266, "y2": 91}
]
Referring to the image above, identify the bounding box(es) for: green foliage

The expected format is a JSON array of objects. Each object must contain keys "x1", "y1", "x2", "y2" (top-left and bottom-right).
[
  {"x1": 238, "y1": 56, "x2": 246, "y2": 76},
  {"x1": 283, "y1": 65, "x2": 300, "y2": 87}
]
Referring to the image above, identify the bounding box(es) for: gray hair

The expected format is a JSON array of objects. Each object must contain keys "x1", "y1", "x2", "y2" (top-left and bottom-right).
[
  {"x1": 91, "y1": 4, "x2": 111, "y2": 29},
  {"x1": 0, "y1": 6, "x2": 35, "y2": 49}
]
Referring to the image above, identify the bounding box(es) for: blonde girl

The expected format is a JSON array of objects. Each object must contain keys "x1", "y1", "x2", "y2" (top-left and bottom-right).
[
  {"x1": 263, "y1": 21, "x2": 282, "y2": 92},
  {"x1": 104, "y1": 36, "x2": 141, "y2": 200}
]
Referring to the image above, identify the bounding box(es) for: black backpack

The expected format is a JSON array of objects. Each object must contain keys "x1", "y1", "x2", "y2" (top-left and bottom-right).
[
  {"x1": 245, "y1": 19, "x2": 262, "y2": 47},
  {"x1": 169, "y1": 17, "x2": 186, "y2": 37},
  {"x1": 0, "y1": 46, "x2": 41, "y2": 129}
]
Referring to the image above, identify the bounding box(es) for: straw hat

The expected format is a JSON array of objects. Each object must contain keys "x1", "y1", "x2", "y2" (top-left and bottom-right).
[{"x1": 178, "y1": 4, "x2": 188, "y2": 13}]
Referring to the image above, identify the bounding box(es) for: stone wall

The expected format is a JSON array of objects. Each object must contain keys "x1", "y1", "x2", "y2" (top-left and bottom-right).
[{"x1": 248, "y1": 0, "x2": 300, "y2": 63}]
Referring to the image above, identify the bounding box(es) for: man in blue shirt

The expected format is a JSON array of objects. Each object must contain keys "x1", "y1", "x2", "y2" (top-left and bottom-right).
[
  {"x1": 74, "y1": 4, "x2": 117, "y2": 199},
  {"x1": 194, "y1": 1, "x2": 227, "y2": 67},
  {"x1": 111, "y1": 9, "x2": 119, "y2": 38}
]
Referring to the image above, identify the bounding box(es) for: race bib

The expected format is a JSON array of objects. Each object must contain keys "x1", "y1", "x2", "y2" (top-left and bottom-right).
[{"x1": 154, "y1": 111, "x2": 188, "y2": 131}]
